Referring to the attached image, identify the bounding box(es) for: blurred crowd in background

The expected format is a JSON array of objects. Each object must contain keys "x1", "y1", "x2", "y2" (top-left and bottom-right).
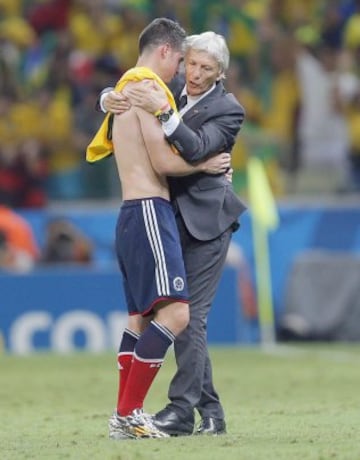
[{"x1": 1, "y1": 0, "x2": 360, "y2": 210}]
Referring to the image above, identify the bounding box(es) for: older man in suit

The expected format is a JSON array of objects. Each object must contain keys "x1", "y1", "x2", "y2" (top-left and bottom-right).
[{"x1": 99, "y1": 30, "x2": 246, "y2": 436}]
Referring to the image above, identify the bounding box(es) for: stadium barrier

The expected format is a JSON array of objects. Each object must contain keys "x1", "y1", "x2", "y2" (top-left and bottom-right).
[{"x1": 1, "y1": 204, "x2": 359, "y2": 353}]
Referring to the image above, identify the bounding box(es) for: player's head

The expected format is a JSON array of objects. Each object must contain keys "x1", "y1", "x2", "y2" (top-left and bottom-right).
[
  {"x1": 139, "y1": 18, "x2": 186, "y2": 55},
  {"x1": 138, "y1": 18, "x2": 186, "y2": 83},
  {"x1": 184, "y1": 31, "x2": 230, "y2": 96}
]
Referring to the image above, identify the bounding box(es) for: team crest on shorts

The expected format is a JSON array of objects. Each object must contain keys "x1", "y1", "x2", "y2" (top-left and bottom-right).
[{"x1": 173, "y1": 276, "x2": 185, "y2": 292}]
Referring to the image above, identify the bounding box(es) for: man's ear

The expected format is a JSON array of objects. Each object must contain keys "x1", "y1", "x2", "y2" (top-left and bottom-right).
[
  {"x1": 160, "y1": 43, "x2": 171, "y2": 58},
  {"x1": 217, "y1": 70, "x2": 225, "y2": 81}
]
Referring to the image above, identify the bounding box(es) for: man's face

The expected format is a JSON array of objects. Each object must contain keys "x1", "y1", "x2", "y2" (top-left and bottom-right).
[{"x1": 185, "y1": 49, "x2": 221, "y2": 96}]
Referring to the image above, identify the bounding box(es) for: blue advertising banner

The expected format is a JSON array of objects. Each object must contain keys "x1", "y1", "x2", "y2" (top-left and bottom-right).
[{"x1": 0, "y1": 265, "x2": 242, "y2": 353}]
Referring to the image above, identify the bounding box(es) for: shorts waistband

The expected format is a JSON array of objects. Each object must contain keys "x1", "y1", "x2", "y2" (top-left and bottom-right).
[{"x1": 122, "y1": 196, "x2": 171, "y2": 209}]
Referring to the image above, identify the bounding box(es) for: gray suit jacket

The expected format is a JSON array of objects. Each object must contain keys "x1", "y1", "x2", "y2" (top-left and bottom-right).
[{"x1": 167, "y1": 76, "x2": 246, "y2": 241}]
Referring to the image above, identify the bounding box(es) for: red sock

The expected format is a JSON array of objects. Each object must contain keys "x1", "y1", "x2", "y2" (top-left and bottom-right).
[
  {"x1": 116, "y1": 352, "x2": 133, "y2": 415},
  {"x1": 118, "y1": 354, "x2": 163, "y2": 416},
  {"x1": 118, "y1": 321, "x2": 174, "y2": 416}
]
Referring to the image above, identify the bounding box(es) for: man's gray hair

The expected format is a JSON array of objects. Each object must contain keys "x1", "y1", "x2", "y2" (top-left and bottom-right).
[{"x1": 185, "y1": 31, "x2": 230, "y2": 79}]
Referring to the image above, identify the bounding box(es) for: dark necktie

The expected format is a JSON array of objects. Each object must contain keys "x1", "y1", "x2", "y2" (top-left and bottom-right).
[{"x1": 178, "y1": 94, "x2": 187, "y2": 110}]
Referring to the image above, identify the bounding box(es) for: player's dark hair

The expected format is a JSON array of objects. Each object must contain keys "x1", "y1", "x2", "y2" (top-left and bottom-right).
[{"x1": 138, "y1": 18, "x2": 186, "y2": 55}]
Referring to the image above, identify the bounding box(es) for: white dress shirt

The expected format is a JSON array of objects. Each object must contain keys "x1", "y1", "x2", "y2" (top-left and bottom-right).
[{"x1": 161, "y1": 83, "x2": 216, "y2": 136}]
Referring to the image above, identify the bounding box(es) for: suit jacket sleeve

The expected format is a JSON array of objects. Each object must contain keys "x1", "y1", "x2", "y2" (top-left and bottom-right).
[{"x1": 166, "y1": 94, "x2": 245, "y2": 163}]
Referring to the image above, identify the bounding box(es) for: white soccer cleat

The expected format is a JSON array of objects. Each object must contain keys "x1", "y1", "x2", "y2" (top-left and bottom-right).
[
  {"x1": 109, "y1": 409, "x2": 169, "y2": 440},
  {"x1": 109, "y1": 411, "x2": 136, "y2": 440}
]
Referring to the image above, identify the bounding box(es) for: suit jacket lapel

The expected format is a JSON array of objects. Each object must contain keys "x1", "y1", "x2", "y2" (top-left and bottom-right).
[{"x1": 181, "y1": 82, "x2": 225, "y2": 122}]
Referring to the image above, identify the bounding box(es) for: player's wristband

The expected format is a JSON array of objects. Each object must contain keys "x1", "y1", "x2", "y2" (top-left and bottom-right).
[{"x1": 154, "y1": 103, "x2": 171, "y2": 118}]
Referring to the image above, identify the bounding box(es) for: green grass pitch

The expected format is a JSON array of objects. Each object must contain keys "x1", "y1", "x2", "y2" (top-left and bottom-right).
[{"x1": 1, "y1": 344, "x2": 360, "y2": 460}]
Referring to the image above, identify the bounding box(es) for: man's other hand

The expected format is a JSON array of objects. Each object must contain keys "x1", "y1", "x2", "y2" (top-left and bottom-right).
[{"x1": 200, "y1": 153, "x2": 231, "y2": 175}]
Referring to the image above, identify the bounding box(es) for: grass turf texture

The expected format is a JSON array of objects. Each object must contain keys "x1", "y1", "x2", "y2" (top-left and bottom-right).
[{"x1": 1, "y1": 345, "x2": 360, "y2": 460}]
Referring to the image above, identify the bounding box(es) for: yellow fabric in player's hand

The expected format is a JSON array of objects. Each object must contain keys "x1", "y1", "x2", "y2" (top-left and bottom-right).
[{"x1": 86, "y1": 67, "x2": 177, "y2": 163}]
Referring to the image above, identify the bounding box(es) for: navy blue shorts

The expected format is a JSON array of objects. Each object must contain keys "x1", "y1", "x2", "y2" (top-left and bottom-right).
[{"x1": 115, "y1": 197, "x2": 189, "y2": 316}]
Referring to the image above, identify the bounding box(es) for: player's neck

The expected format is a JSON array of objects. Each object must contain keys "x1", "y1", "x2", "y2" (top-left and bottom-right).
[{"x1": 136, "y1": 55, "x2": 164, "y2": 81}]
